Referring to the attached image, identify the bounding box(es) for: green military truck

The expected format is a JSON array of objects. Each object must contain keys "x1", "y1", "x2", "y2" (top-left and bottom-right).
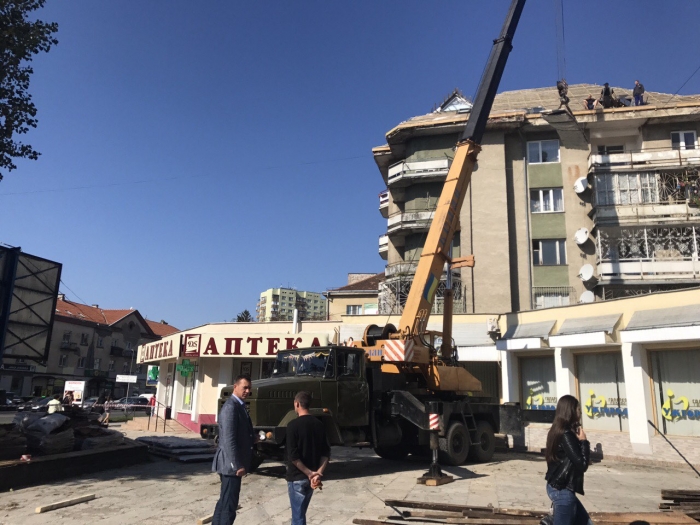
[{"x1": 201, "y1": 345, "x2": 522, "y2": 471}]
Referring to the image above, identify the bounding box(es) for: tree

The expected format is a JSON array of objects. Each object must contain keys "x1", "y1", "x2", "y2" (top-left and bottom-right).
[
  {"x1": 0, "y1": 0, "x2": 58, "y2": 181},
  {"x1": 234, "y1": 310, "x2": 254, "y2": 322}
]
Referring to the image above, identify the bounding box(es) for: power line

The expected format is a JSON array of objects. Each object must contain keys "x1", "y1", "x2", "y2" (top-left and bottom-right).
[
  {"x1": 0, "y1": 154, "x2": 367, "y2": 197},
  {"x1": 664, "y1": 61, "x2": 700, "y2": 106}
]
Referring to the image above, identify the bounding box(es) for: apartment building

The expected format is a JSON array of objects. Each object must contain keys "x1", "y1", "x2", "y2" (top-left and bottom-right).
[
  {"x1": 256, "y1": 287, "x2": 327, "y2": 322},
  {"x1": 9, "y1": 297, "x2": 180, "y2": 398},
  {"x1": 373, "y1": 84, "x2": 700, "y2": 313},
  {"x1": 324, "y1": 273, "x2": 384, "y2": 321}
]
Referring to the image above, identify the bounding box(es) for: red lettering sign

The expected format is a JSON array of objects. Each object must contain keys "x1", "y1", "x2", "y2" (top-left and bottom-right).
[
  {"x1": 266, "y1": 338, "x2": 280, "y2": 355},
  {"x1": 224, "y1": 338, "x2": 243, "y2": 355},
  {"x1": 285, "y1": 337, "x2": 302, "y2": 350},
  {"x1": 247, "y1": 337, "x2": 263, "y2": 356},
  {"x1": 168, "y1": 340, "x2": 173, "y2": 356},
  {"x1": 203, "y1": 337, "x2": 219, "y2": 355}
]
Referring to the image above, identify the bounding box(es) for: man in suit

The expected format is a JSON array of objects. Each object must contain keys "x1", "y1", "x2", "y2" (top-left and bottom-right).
[{"x1": 212, "y1": 375, "x2": 254, "y2": 525}]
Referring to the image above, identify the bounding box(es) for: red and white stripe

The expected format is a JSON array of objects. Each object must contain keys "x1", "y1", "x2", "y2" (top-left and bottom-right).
[
  {"x1": 383, "y1": 340, "x2": 415, "y2": 362},
  {"x1": 429, "y1": 413, "x2": 439, "y2": 430}
]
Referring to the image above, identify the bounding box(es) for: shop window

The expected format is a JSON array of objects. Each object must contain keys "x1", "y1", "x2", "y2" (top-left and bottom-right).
[
  {"x1": 58, "y1": 354, "x2": 67, "y2": 367},
  {"x1": 520, "y1": 356, "x2": 557, "y2": 411},
  {"x1": 530, "y1": 189, "x2": 564, "y2": 213},
  {"x1": 577, "y1": 352, "x2": 628, "y2": 432},
  {"x1": 527, "y1": 140, "x2": 560, "y2": 164},
  {"x1": 346, "y1": 305, "x2": 362, "y2": 315},
  {"x1": 181, "y1": 362, "x2": 197, "y2": 411},
  {"x1": 651, "y1": 349, "x2": 700, "y2": 437},
  {"x1": 533, "y1": 239, "x2": 567, "y2": 265}
]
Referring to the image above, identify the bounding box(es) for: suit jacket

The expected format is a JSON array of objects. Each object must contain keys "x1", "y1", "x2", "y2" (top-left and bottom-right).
[{"x1": 212, "y1": 395, "x2": 254, "y2": 476}]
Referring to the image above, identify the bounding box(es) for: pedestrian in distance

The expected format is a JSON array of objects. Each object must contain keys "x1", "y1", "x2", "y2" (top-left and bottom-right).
[
  {"x1": 286, "y1": 390, "x2": 330, "y2": 525},
  {"x1": 102, "y1": 396, "x2": 113, "y2": 424},
  {"x1": 544, "y1": 395, "x2": 592, "y2": 525},
  {"x1": 633, "y1": 80, "x2": 645, "y2": 106},
  {"x1": 96, "y1": 392, "x2": 106, "y2": 414},
  {"x1": 211, "y1": 375, "x2": 255, "y2": 525},
  {"x1": 47, "y1": 394, "x2": 63, "y2": 414}
]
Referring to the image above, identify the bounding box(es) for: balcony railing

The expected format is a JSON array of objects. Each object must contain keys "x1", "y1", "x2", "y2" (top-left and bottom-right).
[
  {"x1": 109, "y1": 345, "x2": 124, "y2": 356},
  {"x1": 60, "y1": 341, "x2": 79, "y2": 352},
  {"x1": 378, "y1": 235, "x2": 388, "y2": 260},
  {"x1": 379, "y1": 191, "x2": 389, "y2": 218},
  {"x1": 387, "y1": 211, "x2": 434, "y2": 235},
  {"x1": 385, "y1": 262, "x2": 418, "y2": 277},
  {"x1": 387, "y1": 157, "x2": 452, "y2": 187},
  {"x1": 589, "y1": 147, "x2": 700, "y2": 172},
  {"x1": 598, "y1": 258, "x2": 700, "y2": 281}
]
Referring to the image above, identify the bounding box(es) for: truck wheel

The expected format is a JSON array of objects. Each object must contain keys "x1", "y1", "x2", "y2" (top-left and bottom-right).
[
  {"x1": 438, "y1": 421, "x2": 470, "y2": 466},
  {"x1": 467, "y1": 421, "x2": 495, "y2": 463},
  {"x1": 374, "y1": 445, "x2": 409, "y2": 460}
]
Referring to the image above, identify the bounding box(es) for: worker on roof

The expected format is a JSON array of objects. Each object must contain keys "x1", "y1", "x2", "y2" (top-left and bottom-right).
[
  {"x1": 582, "y1": 94, "x2": 598, "y2": 110},
  {"x1": 633, "y1": 80, "x2": 645, "y2": 106},
  {"x1": 600, "y1": 83, "x2": 615, "y2": 109},
  {"x1": 556, "y1": 79, "x2": 570, "y2": 109}
]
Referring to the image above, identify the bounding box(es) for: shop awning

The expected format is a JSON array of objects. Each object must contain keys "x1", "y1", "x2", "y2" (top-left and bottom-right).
[
  {"x1": 549, "y1": 314, "x2": 621, "y2": 347},
  {"x1": 620, "y1": 305, "x2": 700, "y2": 344},
  {"x1": 426, "y1": 322, "x2": 495, "y2": 347},
  {"x1": 497, "y1": 320, "x2": 555, "y2": 350}
]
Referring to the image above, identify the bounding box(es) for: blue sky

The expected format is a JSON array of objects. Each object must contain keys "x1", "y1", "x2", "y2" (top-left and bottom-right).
[{"x1": 2, "y1": 1, "x2": 699, "y2": 329}]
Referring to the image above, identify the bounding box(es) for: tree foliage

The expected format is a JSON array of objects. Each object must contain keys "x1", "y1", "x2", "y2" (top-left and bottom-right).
[
  {"x1": 0, "y1": 0, "x2": 58, "y2": 180},
  {"x1": 235, "y1": 310, "x2": 254, "y2": 322}
]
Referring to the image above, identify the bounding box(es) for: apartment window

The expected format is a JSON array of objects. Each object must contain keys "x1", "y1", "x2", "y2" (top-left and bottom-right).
[
  {"x1": 77, "y1": 356, "x2": 86, "y2": 368},
  {"x1": 58, "y1": 354, "x2": 67, "y2": 367},
  {"x1": 97, "y1": 337, "x2": 104, "y2": 348},
  {"x1": 346, "y1": 305, "x2": 362, "y2": 315},
  {"x1": 62, "y1": 331, "x2": 71, "y2": 343},
  {"x1": 594, "y1": 173, "x2": 659, "y2": 206},
  {"x1": 533, "y1": 239, "x2": 567, "y2": 265},
  {"x1": 80, "y1": 333, "x2": 89, "y2": 346},
  {"x1": 530, "y1": 188, "x2": 564, "y2": 213},
  {"x1": 533, "y1": 287, "x2": 573, "y2": 309},
  {"x1": 122, "y1": 362, "x2": 129, "y2": 373},
  {"x1": 108, "y1": 360, "x2": 115, "y2": 371},
  {"x1": 136, "y1": 364, "x2": 142, "y2": 374},
  {"x1": 126, "y1": 341, "x2": 132, "y2": 350},
  {"x1": 527, "y1": 140, "x2": 560, "y2": 164},
  {"x1": 671, "y1": 131, "x2": 697, "y2": 151},
  {"x1": 94, "y1": 358, "x2": 101, "y2": 370},
  {"x1": 597, "y1": 145, "x2": 624, "y2": 155}
]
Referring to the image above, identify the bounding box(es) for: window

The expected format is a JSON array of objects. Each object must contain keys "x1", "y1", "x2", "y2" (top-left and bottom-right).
[
  {"x1": 122, "y1": 362, "x2": 129, "y2": 373},
  {"x1": 527, "y1": 140, "x2": 560, "y2": 163},
  {"x1": 126, "y1": 341, "x2": 132, "y2": 350},
  {"x1": 651, "y1": 349, "x2": 700, "y2": 437},
  {"x1": 94, "y1": 358, "x2": 101, "y2": 370},
  {"x1": 532, "y1": 240, "x2": 566, "y2": 265},
  {"x1": 58, "y1": 354, "x2": 67, "y2": 367},
  {"x1": 533, "y1": 287, "x2": 573, "y2": 309},
  {"x1": 594, "y1": 173, "x2": 659, "y2": 206},
  {"x1": 62, "y1": 331, "x2": 71, "y2": 343},
  {"x1": 97, "y1": 337, "x2": 104, "y2": 348},
  {"x1": 337, "y1": 351, "x2": 361, "y2": 378},
  {"x1": 77, "y1": 356, "x2": 86, "y2": 368},
  {"x1": 577, "y1": 352, "x2": 628, "y2": 432},
  {"x1": 108, "y1": 360, "x2": 115, "y2": 371},
  {"x1": 530, "y1": 188, "x2": 564, "y2": 213},
  {"x1": 80, "y1": 333, "x2": 89, "y2": 345},
  {"x1": 597, "y1": 145, "x2": 624, "y2": 155},
  {"x1": 346, "y1": 305, "x2": 362, "y2": 315},
  {"x1": 520, "y1": 356, "x2": 557, "y2": 410},
  {"x1": 136, "y1": 364, "x2": 142, "y2": 374},
  {"x1": 671, "y1": 131, "x2": 697, "y2": 151}
]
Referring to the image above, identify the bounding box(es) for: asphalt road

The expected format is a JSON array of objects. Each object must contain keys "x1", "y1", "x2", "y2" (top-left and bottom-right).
[{"x1": 0, "y1": 411, "x2": 17, "y2": 425}]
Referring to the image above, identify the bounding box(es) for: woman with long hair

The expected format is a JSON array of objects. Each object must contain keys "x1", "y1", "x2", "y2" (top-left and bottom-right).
[{"x1": 544, "y1": 395, "x2": 592, "y2": 525}]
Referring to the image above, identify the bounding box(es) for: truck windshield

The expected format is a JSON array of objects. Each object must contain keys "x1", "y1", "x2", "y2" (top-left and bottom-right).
[{"x1": 272, "y1": 349, "x2": 331, "y2": 378}]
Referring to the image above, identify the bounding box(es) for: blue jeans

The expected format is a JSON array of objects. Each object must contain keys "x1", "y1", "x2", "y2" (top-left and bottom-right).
[
  {"x1": 288, "y1": 479, "x2": 314, "y2": 525},
  {"x1": 546, "y1": 484, "x2": 592, "y2": 525},
  {"x1": 634, "y1": 94, "x2": 643, "y2": 106},
  {"x1": 213, "y1": 475, "x2": 241, "y2": 525}
]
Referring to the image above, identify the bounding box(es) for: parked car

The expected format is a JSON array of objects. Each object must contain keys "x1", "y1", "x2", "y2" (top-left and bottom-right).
[
  {"x1": 30, "y1": 396, "x2": 55, "y2": 412},
  {"x1": 16, "y1": 396, "x2": 46, "y2": 412},
  {"x1": 114, "y1": 397, "x2": 150, "y2": 412},
  {"x1": 82, "y1": 396, "x2": 100, "y2": 409}
]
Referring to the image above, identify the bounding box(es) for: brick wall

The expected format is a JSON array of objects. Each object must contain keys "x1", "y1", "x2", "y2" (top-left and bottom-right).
[{"x1": 510, "y1": 423, "x2": 700, "y2": 467}]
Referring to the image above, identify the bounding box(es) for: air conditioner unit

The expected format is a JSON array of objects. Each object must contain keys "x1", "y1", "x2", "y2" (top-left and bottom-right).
[{"x1": 486, "y1": 318, "x2": 500, "y2": 334}]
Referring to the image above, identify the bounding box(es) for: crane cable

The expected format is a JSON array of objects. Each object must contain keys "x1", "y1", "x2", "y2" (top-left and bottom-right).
[{"x1": 553, "y1": 0, "x2": 567, "y2": 82}]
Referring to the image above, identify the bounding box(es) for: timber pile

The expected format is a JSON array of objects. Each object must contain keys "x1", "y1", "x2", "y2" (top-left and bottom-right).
[
  {"x1": 352, "y1": 499, "x2": 699, "y2": 525},
  {"x1": 135, "y1": 436, "x2": 216, "y2": 462},
  {"x1": 660, "y1": 489, "x2": 700, "y2": 522}
]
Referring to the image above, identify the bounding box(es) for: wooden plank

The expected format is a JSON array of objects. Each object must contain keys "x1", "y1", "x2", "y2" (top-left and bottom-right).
[
  {"x1": 494, "y1": 509, "x2": 548, "y2": 518},
  {"x1": 445, "y1": 518, "x2": 540, "y2": 525},
  {"x1": 384, "y1": 499, "x2": 495, "y2": 513},
  {"x1": 591, "y1": 511, "x2": 698, "y2": 524},
  {"x1": 35, "y1": 494, "x2": 96, "y2": 514},
  {"x1": 196, "y1": 514, "x2": 213, "y2": 525}
]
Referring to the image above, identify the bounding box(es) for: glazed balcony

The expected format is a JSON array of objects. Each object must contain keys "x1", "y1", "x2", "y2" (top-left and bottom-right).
[
  {"x1": 589, "y1": 147, "x2": 700, "y2": 173},
  {"x1": 378, "y1": 235, "x2": 388, "y2": 260},
  {"x1": 379, "y1": 191, "x2": 389, "y2": 218},
  {"x1": 386, "y1": 211, "x2": 434, "y2": 236},
  {"x1": 387, "y1": 157, "x2": 451, "y2": 188}
]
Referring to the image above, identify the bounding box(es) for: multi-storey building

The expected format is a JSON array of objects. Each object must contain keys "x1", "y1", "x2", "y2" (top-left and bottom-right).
[
  {"x1": 5, "y1": 296, "x2": 179, "y2": 398},
  {"x1": 373, "y1": 84, "x2": 700, "y2": 313},
  {"x1": 324, "y1": 273, "x2": 384, "y2": 321},
  {"x1": 256, "y1": 287, "x2": 327, "y2": 322}
]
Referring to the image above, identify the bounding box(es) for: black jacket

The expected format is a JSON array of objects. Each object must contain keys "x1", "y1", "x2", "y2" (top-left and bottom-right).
[
  {"x1": 545, "y1": 430, "x2": 590, "y2": 495},
  {"x1": 633, "y1": 83, "x2": 645, "y2": 96}
]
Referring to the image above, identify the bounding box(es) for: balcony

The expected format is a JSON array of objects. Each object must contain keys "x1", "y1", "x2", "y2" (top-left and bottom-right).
[
  {"x1": 379, "y1": 191, "x2": 389, "y2": 218},
  {"x1": 596, "y1": 226, "x2": 700, "y2": 283},
  {"x1": 378, "y1": 235, "x2": 388, "y2": 260},
  {"x1": 385, "y1": 261, "x2": 418, "y2": 277},
  {"x1": 589, "y1": 147, "x2": 700, "y2": 173},
  {"x1": 60, "y1": 341, "x2": 79, "y2": 352},
  {"x1": 387, "y1": 157, "x2": 451, "y2": 188},
  {"x1": 109, "y1": 345, "x2": 124, "y2": 357},
  {"x1": 387, "y1": 211, "x2": 434, "y2": 236}
]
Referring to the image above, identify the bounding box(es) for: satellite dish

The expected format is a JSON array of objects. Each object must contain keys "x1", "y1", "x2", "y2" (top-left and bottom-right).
[
  {"x1": 579, "y1": 264, "x2": 596, "y2": 282},
  {"x1": 574, "y1": 228, "x2": 590, "y2": 245},
  {"x1": 579, "y1": 291, "x2": 595, "y2": 303},
  {"x1": 573, "y1": 177, "x2": 589, "y2": 194}
]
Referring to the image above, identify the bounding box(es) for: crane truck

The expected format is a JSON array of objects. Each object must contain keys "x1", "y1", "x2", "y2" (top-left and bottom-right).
[{"x1": 201, "y1": 0, "x2": 527, "y2": 476}]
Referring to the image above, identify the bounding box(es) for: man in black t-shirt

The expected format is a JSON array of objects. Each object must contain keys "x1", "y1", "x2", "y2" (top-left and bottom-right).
[{"x1": 286, "y1": 391, "x2": 330, "y2": 525}]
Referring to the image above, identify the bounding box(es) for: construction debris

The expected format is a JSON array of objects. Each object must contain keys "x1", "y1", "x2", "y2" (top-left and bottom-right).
[
  {"x1": 660, "y1": 489, "x2": 700, "y2": 522},
  {"x1": 353, "y1": 498, "x2": 699, "y2": 525},
  {"x1": 135, "y1": 435, "x2": 216, "y2": 462},
  {"x1": 35, "y1": 494, "x2": 96, "y2": 514}
]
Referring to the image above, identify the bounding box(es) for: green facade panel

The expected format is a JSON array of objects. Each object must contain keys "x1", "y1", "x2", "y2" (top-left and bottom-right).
[
  {"x1": 528, "y1": 163, "x2": 563, "y2": 188},
  {"x1": 533, "y1": 266, "x2": 570, "y2": 286},
  {"x1": 531, "y1": 213, "x2": 567, "y2": 238}
]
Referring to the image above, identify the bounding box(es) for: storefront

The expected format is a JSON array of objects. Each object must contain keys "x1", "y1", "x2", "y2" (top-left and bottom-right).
[{"x1": 138, "y1": 321, "x2": 339, "y2": 433}]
